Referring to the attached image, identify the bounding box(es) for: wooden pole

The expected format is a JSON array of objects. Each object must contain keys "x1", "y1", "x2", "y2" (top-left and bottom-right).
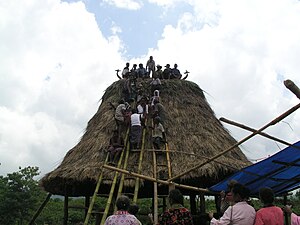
[
  {"x1": 283, "y1": 195, "x2": 289, "y2": 225},
  {"x1": 190, "y1": 194, "x2": 196, "y2": 215},
  {"x1": 85, "y1": 196, "x2": 90, "y2": 217},
  {"x1": 199, "y1": 193, "x2": 205, "y2": 214},
  {"x1": 284, "y1": 79, "x2": 300, "y2": 99},
  {"x1": 153, "y1": 151, "x2": 158, "y2": 225},
  {"x1": 167, "y1": 102, "x2": 300, "y2": 182},
  {"x1": 103, "y1": 164, "x2": 211, "y2": 193},
  {"x1": 64, "y1": 193, "x2": 68, "y2": 225},
  {"x1": 29, "y1": 193, "x2": 52, "y2": 225},
  {"x1": 220, "y1": 117, "x2": 293, "y2": 146}
]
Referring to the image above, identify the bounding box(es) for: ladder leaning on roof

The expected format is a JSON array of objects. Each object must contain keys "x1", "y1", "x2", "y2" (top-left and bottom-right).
[
  {"x1": 100, "y1": 121, "x2": 148, "y2": 224},
  {"x1": 151, "y1": 125, "x2": 173, "y2": 224},
  {"x1": 98, "y1": 121, "x2": 146, "y2": 225},
  {"x1": 83, "y1": 129, "x2": 130, "y2": 225}
]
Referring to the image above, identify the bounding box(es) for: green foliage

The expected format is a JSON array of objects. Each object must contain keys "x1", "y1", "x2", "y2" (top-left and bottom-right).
[{"x1": 0, "y1": 166, "x2": 46, "y2": 225}]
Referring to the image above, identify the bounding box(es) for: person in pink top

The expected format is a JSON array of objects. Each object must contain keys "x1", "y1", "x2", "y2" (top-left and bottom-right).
[
  {"x1": 283, "y1": 205, "x2": 300, "y2": 225},
  {"x1": 209, "y1": 183, "x2": 256, "y2": 225},
  {"x1": 104, "y1": 195, "x2": 141, "y2": 225},
  {"x1": 254, "y1": 187, "x2": 284, "y2": 225}
]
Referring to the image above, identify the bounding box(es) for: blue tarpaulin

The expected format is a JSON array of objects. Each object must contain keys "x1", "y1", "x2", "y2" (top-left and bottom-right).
[{"x1": 209, "y1": 141, "x2": 300, "y2": 197}]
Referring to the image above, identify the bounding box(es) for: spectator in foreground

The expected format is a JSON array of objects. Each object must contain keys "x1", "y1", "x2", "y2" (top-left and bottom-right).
[
  {"x1": 104, "y1": 195, "x2": 141, "y2": 225},
  {"x1": 209, "y1": 183, "x2": 255, "y2": 225},
  {"x1": 283, "y1": 205, "x2": 300, "y2": 225},
  {"x1": 158, "y1": 189, "x2": 193, "y2": 225},
  {"x1": 254, "y1": 187, "x2": 284, "y2": 225}
]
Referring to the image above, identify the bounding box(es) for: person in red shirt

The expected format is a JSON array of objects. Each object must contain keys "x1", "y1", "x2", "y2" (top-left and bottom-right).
[{"x1": 254, "y1": 187, "x2": 284, "y2": 225}]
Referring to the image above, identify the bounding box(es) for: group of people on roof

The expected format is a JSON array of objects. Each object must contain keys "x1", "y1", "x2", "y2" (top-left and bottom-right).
[
  {"x1": 107, "y1": 71, "x2": 167, "y2": 164},
  {"x1": 120, "y1": 56, "x2": 183, "y2": 80}
]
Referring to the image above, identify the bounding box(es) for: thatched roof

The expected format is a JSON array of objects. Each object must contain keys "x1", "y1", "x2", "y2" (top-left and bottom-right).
[{"x1": 40, "y1": 79, "x2": 251, "y2": 197}]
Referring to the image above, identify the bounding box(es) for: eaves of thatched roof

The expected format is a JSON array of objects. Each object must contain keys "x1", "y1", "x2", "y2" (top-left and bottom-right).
[{"x1": 40, "y1": 79, "x2": 251, "y2": 197}]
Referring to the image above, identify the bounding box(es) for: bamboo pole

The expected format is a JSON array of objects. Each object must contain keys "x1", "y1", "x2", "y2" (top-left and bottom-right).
[
  {"x1": 220, "y1": 117, "x2": 292, "y2": 146},
  {"x1": 103, "y1": 164, "x2": 211, "y2": 193},
  {"x1": 114, "y1": 139, "x2": 131, "y2": 212},
  {"x1": 100, "y1": 130, "x2": 129, "y2": 225},
  {"x1": 165, "y1": 143, "x2": 172, "y2": 179},
  {"x1": 167, "y1": 102, "x2": 300, "y2": 182},
  {"x1": 29, "y1": 193, "x2": 52, "y2": 225},
  {"x1": 284, "y1": 79, "x2": 300, "y2": 99},
  {"x1": 84, "y1": 153, "x2": 110, "y2": 225},
  {"x1": 133, "y1": 125, "x2": 147, "y2": 203},
  {"x1": 152, "y1": 150, "x2": 158, "y2": 225}
]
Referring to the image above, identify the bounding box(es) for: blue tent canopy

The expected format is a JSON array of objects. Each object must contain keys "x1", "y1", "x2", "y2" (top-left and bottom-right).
[{"x1": 209, "y1": 141, "x2": 300, "y2": 197}]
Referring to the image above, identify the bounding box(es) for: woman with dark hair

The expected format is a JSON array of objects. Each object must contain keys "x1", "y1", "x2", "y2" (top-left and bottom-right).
[
  {"x1": 254, "y1": 187, "x2": 283, "y2": 225},
  {"x1": 209, "y1": 183, "x2": 255, "y2": 225},
  {"x1": 220, "y1": 180, "x2": 238, "y2": 214},
  {"x1": 158, "y1": 189, "x2": 194, "y2": 225},
  {"x1": 104, "y1": 195, "x2": 141, "y2": 225}
]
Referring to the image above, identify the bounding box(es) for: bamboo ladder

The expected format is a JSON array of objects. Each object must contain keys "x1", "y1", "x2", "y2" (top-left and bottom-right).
[
  {"x1": 83, "y1": 129, "x2": 130, "y2": 225},
  {"x1": 99, "y1": 119, "x2": 148, "y2": 224},
  {"x1": 113, "y1": 119, "x2": 148, "y2": 210},
  {"x1": 151, "y1": 123, "x2": 173, "y2": 224}
]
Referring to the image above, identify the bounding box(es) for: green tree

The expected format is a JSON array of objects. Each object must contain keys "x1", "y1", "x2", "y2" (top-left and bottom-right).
[{"x1": 0, "y1": 166, "x2": 46, "y2": 225}]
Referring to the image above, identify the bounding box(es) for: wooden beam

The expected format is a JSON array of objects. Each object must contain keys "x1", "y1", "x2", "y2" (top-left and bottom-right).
[
  {"x1": 29, "y1": 193, "x2": 52, "y2": 225},
  {"x1": 284, "y1": 79, "x2": 300, "y2": 99},
  {"x1": 219, "y1": 117, "x2": 293, "y2": 146},
  {"x1": 167, "y1": 102, "x2": 300, "y2": 182},
  {"x1": 102, "y1": 164, "x2": 211, "y2": 193},
  {"x1": 272, "y1": 160, "x2": 300, "y2": 167},
  {"x1": 245, "y1": 158, "x2": 300, "y2": 186}
]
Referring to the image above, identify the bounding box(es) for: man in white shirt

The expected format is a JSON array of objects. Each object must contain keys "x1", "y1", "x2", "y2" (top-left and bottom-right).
[{"x1": 130, "y1": 109, "x2": 142, "y2": 149}]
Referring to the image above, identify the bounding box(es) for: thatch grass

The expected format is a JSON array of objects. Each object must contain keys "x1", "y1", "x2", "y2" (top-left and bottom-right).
[{"x1": 40, "y1": 79, "x2": 250, "y2": 197}]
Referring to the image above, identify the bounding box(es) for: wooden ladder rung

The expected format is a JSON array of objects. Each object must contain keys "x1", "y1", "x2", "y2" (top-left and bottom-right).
[
  {"x1": 122, "y1": 192, "x2": 134, "y2": 196},
  {"x1": 97, "y1": 193, "x2": 110, "y2": 197},
  {"x1": 157, "y1": 195, "x2": 168, "y2": 198},
  {"x1": 91, "y1": 211, "x2": 104, "y2": 214}
]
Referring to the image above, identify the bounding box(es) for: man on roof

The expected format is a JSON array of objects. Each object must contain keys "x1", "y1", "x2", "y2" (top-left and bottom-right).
[
  {"x1": 136, "y1": 63, "x2": 148, "y2": 79},
  {"x1": 151, "y1": 116, "x2": 166, "y2": 150},
  {"x1": 156, "y1": 64, "x2": 163, "y2": 79},
  {"x1": 162, "y1": 64, "x2": 172, "y2": 79},
  {"x1": 122, "y1": 62, "x2": 130, "y2": 78},
  {"x1": 146, "y1": 56, "x2": 156, "y2": 78},
  {"x1": 171, "y1": 63, "x2": 182, "y2": 79}
]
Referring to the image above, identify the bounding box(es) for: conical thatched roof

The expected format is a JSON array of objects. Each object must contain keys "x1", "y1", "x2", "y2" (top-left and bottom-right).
[{"x1": 41, "y1": 79, "x2": 250, "y2": 197}]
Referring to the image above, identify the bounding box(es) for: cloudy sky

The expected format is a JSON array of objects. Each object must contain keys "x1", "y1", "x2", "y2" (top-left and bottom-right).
[{"x1": 1, "y1": 0, "x2": 300, "y2": 178}]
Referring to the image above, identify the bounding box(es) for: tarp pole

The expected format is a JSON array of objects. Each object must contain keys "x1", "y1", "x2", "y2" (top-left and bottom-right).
[
  {"x1": 219, "y1": 117, "x2": 292, "y2": 146},
  {"x1": 103, "y1": 164, "x2": 211, "y2": 193}
]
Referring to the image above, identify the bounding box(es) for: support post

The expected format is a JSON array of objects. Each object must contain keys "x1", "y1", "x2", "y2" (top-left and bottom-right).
[
  {"x1": 85, "y1": 196, "x2": 90, "y2": 217},
  {"x1": 199, "y1": 193, "x2": 205, "y2": 214},
  {"x1": 64, "y1": 194, "x2": 69, "y2": 225},
  {"x1": 214, "y1": 195, "x2": 221, "y2": 217},
  {"x1": 283, "y1": 195, "x2": 289, "y2": 225},
  {"x1": 29, "y1": 193, "x2": 52, "y2": 225},
  {"x1": 190, "y1": 194, "x2": 196, "y2": 215}
]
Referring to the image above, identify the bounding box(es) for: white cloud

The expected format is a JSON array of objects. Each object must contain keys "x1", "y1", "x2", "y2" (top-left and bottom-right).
[
  {"x1": 103, "y1": 0, "x2": 143, "y2": 10},
  {"x1": 0, "y1": 0, "x2": 124, "y2": 175},
  {"x1": 149, "y1": 0, "x2": 300, "y2": 161}
]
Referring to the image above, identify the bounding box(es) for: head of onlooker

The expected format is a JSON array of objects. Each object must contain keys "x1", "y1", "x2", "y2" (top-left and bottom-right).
[
  {"x1": 168, "y1": 189, "x2": 184, "y2": 206},
  {"x1": 116, "y1": 195, "x2": 130, "y2": 211},
  {"x1": 231, "y1": 183, "x2": 250, "y2": 203},
  {"x1": 259, "y1": 187, "x2": 275, "y2": 206}
]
